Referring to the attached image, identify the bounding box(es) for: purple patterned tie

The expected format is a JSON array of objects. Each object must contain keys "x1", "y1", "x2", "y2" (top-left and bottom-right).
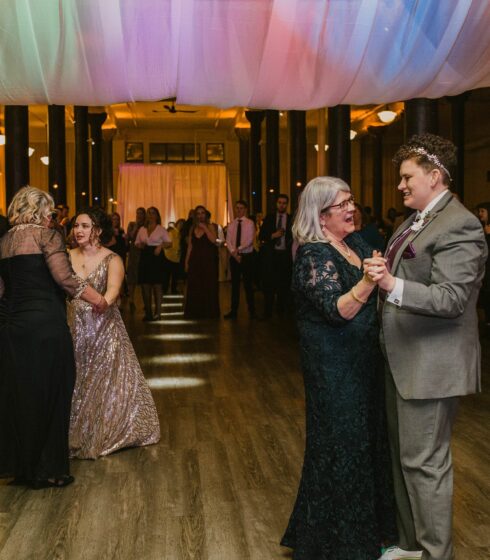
[{"x1": 385, "y1": 225, "x2": 413, "y2": 272}]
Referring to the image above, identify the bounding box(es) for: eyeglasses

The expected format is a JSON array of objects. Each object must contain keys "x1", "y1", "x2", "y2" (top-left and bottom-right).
[{"x1": 321, "y1": 195, "x2": 355, "y2": 213}]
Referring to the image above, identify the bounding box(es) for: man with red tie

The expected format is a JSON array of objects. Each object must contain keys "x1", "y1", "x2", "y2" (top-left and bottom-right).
[{"x1": 365, "y1": 134, "x2": 487, "y2": 560}]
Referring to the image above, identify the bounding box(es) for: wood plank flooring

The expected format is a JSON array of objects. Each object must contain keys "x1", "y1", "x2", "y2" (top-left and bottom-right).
[{"x1": 1, "y1": 284, "x2": 489, "y2": 559}]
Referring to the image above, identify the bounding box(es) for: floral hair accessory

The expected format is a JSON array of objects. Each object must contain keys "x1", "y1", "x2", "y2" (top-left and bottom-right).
[{"x1": 409, "y1": 147, "x2": 452, "y2": 181}]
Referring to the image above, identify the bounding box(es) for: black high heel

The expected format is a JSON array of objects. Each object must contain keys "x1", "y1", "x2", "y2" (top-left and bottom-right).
[{"x1": 30, "y1": 475, "x2": 75, "y2": 490}]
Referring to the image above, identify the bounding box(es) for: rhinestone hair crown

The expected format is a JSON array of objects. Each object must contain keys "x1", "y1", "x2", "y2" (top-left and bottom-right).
[{"x1": 409, "y1": 147, "x2": 452, "y2": 181}]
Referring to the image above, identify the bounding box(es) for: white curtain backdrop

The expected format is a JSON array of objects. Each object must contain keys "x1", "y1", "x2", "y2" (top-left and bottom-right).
[
  {"x1": 0, "y1": 0, "x2": 489, "y2": 108},
  {"x1": 117, "y1": 164, "x2": 231, "y2": 229}
]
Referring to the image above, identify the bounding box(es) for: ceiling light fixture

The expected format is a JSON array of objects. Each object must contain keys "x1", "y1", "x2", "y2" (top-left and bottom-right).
[
  {"x1": 40, "y1": 156, "x2": 49, "y2": 165},
  {"x1": 314, "y1": 144, "x2": 329, "y2": 151},
  {"x1": 0, "y1": 134, "x2": 5, "y2": 146},
  {"x1": 350, "y1": 130, "x2": 357, "y2": 140},
  {"x1": 28, "y1": 147, "x2": 35, "y2": 156},
  {"x1": 377, "y1": 110, "x2": 397, "y2": 124}
]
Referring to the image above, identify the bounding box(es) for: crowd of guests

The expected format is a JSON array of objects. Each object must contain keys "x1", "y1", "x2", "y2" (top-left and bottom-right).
[{"x1": 0, "y1": 133, "x2": 489, "y2": 560}]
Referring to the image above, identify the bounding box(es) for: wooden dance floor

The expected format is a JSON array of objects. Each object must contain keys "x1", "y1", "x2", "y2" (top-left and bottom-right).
[{"x1": 1, "y1": 285, "x2": 489, "y2": 559}]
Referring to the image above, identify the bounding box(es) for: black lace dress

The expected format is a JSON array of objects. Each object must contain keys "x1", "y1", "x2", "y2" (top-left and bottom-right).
[
  {"x1": 281, "y1": 233, "x2": 397, "y2": 559},
  {"x1": 0, "y1": 225, "x2": 86, "y2": 481}
]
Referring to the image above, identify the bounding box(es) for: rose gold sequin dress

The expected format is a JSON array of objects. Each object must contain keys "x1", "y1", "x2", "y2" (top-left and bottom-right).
[{"x1": 68, "y1": 253, "x2": 160, "y2": 459}]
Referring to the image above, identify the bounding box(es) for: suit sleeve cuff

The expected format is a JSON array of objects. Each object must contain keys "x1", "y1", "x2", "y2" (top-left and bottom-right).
[{"x1": 386, "y1": 277, "x2": 404, "y2": 307}]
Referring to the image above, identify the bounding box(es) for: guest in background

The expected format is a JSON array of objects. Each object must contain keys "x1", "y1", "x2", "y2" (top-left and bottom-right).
[
  {"x1": 136, "y1": 206, "x2": 171, "y2": 321},
  {"x1": 224, "y1": 200, "x2": 256, "y2": 319},
  {"x1": 385, "y1": 207, "x2": 404, "y2": 241},
  {"x1": 184, "y1": 205, "x2": 220, "y2": 319},
  {"x1": 163, "y1": 218, "x2": 184, "y2": 295},
  {"x1": 0, "y1": 211, "x2": 9, "y2": 238},
  {"x1": 68, "y1": 208, "x2": 160, "y2": 459},
  {"x1": 259, "y1": 194, "x2": 293, "y2": 318},
  {"x1": 180, "y1": 209, "x2": 195, "y2": 278},
  {"x1": 57, "y1": 205, "x2": 71, "y2": 238},
  {"x1": 477, "y1": 202, "x2": 490, "y2": 324},
  {"x1": 353, "y1": 203, "x2": 385, "y2": 251},
  {"x1": 281, "y1": 177, "x2": 396, "y2": 559},
  {"x1": 126, "y1": 207, "x2": 146, "y2": 313},
  {"x1": 106, "y1": 212, "x2": 127, "y2": 264},
  {"x1": 0, "y1": 187, "x2": 106, "y2": 489}
]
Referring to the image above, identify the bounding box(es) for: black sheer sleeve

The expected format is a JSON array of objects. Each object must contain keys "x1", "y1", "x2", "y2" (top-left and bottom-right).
[{"x1": 40, "y1": 228, "x2": 87, "y2": 298}]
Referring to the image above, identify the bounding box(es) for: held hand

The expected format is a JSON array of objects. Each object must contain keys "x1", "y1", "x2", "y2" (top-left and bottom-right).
[
  {"x1": 154, "y1": 246, "x2": 162, "y2": 256},
  {"x1": 365, "y1": 261, "x2": 396, "y2": 292},
  {"x1": 92, "y1": 295, "x2": 108, "y2": 314},
  {"x1": 271, "y1": 229, "x2": 284, "y2": 239}
]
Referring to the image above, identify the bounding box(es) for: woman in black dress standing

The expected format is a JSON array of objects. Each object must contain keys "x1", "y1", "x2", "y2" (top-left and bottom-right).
[
  {"x1": 184, "y1": 205, "x2": 220, "y2": 318},
  {"x1": 0, "y1": 187, "x2": 106, "y2": 488},
  {"x1": 281, "y1": 177, "x2": 396, "y2": 559}
]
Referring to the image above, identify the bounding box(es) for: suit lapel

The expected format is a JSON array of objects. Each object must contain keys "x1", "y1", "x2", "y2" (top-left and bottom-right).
[{"x1": 391, "y1": 192, "x2": 453, "y2": 273}]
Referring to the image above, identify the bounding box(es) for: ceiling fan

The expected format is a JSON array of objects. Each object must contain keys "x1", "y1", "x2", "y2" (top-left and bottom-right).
[{"x1": 152, "y1": 101, "x2": 198, "y2": 114}]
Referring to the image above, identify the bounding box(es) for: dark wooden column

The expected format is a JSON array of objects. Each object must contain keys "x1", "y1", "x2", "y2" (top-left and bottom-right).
[
  {"x1": 74, "y1": 106, "x2": 89, "y2": 210},
  {"x1": 328, "y1": 105, "x2": 351, "y2": 183},
  {"x1": 448, "y1": 92, "x2": 470, "y2": 202},
  {"x1": 368, "y1": 126, "x2": 384, "y2": 219},
  {"x1": 245, "y1": 110, "x2": 265, "y2": 214},
  {"x1": 289, "y1": 110, "x2": 307, "y2": 210},
  {"x1": 266, "y1": 110, "x2": 280, "y2": 213},
  {"x1": 88, "y1": 112, "x2": 107, "y2": 206},
  {"x1": 404, "y1": 98, "x2": 438, "y2": 139},
  {"x1": 48, "y1": 105, "x2": 67, "y2": 205},
  {"x1": 102, "y1": 129, "x2": 116, "y2": 210},
  {"x1": 234, "y1": 127, "x2": 251, "y2": 203},
  {"x1": 5, "y1": 106, "x2": 29, "y2": 204}
]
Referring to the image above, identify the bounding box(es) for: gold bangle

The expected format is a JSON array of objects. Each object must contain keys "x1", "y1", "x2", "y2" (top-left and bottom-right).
[{"x1": 350, "y1": 285, "x2": 367, "y2": 305}]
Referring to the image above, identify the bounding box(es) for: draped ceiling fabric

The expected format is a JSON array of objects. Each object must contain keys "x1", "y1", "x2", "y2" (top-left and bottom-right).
[
  {"x1": 0, "y1": 1, "x2": 489, "y2": 108},
  {"x1": 117, "y1": 164, "x2": 231, "y2": 229}
]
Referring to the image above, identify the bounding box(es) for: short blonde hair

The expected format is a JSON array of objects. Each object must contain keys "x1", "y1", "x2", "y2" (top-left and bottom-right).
[
  {"x1": 8, "y1": 186, "x2": 55, "y2": 226},
  {"x1": 292, "y1": 176, "x2": 350, "y2": 245}
]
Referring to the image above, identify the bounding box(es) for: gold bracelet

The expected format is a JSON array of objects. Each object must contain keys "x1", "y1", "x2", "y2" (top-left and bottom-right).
[{"x1": 350, "y1": 285, "x2": 368, "y2": 305}]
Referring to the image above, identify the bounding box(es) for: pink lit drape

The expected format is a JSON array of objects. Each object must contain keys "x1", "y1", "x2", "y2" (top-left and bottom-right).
[
  {"x1": 117, "y1": 164, "x2": 231, "y2": 229},
  {"x1": 0, "y1": 1, "x2": 489, "y2": 107}
]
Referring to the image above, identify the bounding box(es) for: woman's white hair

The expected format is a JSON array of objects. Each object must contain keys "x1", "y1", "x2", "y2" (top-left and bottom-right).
[
  {"x1": 8, "y1": 186, "x2": 55, "y2": 226},
  {"x1": 292, "y1": 176, "x2": 350, "y2": 245}
]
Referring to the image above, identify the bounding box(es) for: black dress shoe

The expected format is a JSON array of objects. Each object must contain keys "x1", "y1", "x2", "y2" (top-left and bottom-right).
[{"x1": 224, "y1": 311, "x2": 237, "y2": 319}]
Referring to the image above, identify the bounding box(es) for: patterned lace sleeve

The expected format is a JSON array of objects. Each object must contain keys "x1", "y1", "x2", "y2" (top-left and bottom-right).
[
  {"x1": 40, "y1": 228, "x2": 87, "y2": 299},
  {"x1": 295, "y1": 245, "x2": 348, "y2": 327}
]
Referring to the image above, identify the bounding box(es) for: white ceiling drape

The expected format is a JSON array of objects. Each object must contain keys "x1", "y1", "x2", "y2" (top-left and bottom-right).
[{"x1": 0, "y1": 0, "x2": 489, "y2": 108}]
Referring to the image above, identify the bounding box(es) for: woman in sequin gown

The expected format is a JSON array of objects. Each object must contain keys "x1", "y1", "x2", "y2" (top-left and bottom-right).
[{"x1": 68, "y1": 209, "x2": 160, "y2": 459}]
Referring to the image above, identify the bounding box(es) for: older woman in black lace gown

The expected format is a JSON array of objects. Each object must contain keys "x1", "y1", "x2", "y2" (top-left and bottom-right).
[
  {"x1": 281, "y1": 177, "x2": 396, "y2": 559},
  {"x1": 0, "y1": 187, "x2": 106, "y2": 489}
]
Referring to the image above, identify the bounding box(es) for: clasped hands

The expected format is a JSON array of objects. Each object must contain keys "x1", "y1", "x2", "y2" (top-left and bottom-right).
[
  {"x1": 362, "y1": 250, "x2": 396, "y2": 293},
  {"x1": 92, "y1": 295, "x2": 108, "y2": 314}
]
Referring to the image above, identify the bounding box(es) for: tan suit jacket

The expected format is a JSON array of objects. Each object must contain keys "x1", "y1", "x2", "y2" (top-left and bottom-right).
[{"x1": 381, "y1": 192, "x2": 487, "y2": 399}]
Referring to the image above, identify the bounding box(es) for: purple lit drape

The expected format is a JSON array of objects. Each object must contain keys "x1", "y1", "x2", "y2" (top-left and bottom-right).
[{"x1": 0, "y1": 0, "x2": 489, "y2": 108}]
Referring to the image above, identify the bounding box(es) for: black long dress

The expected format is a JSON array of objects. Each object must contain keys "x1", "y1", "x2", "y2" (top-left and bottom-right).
[
  {"x1": 281, "y1": 233, "x2": 397, "y2": 559},
  {"x1": 184, "y1": 230, "x2": 220, "y2": 319},
  {"x1": 0, "y1": 225, "x2": 86, "y2": 481}
]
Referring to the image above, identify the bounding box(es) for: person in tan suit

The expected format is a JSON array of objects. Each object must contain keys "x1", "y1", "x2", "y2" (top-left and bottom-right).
[{"x1": 364, "y1": 134, "x2": 487, "y2": 560}]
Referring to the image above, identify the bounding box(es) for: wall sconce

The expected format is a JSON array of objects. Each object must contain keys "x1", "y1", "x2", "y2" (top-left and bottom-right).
[
  {"x1": 350, "y1": 130, "x2": 357, "y2": 140},
  {"x1": 40, "y1": 156, "x2": 49, "y2": 165},
  {"x1": 377, "y1": 110, "x2": 397, "y2": 124},
  {"x1": 296, "y1": 181, "x2": 302, "y2": 188},
  {"x1": 28, "y1": 147, "x2": 35, "y2": 157},
  {"x1": 0, "y1": 134, "x2": 5, "y2": 146},
  {"x1": 314, "y1": 144, "x2": 329, "y2": 151}
]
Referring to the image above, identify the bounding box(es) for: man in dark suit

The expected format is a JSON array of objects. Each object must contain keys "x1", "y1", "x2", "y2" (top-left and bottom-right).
[
  {"x1": 0, "y1": 213, "x2": 8, "y2": 238},
  {"x1": 259, "y1": 193, "x2": 293, "y2": 318},
  {"x1": 366, "y1": 134, "x2": 487, "y2": 560}
]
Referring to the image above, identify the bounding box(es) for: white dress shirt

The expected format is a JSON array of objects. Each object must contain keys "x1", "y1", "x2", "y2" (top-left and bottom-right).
[
  {"x1": 135, "y1": 224, "x2": 171, "y2": 247},
  {"x1": 387, "y1": 190, "x2": 449, "y2": 306},
  {"x1": 226, "y1": 217, "x2": 255, "y2": 254}
]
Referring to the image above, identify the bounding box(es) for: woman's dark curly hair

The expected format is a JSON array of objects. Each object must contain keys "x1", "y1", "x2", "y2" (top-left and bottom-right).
[
  {"x1": 393, "y1": 133, "x2": 457, "y2": 186},
  {"x1": 75, "y1": 207, "x2": 114, "y2": 245}
]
